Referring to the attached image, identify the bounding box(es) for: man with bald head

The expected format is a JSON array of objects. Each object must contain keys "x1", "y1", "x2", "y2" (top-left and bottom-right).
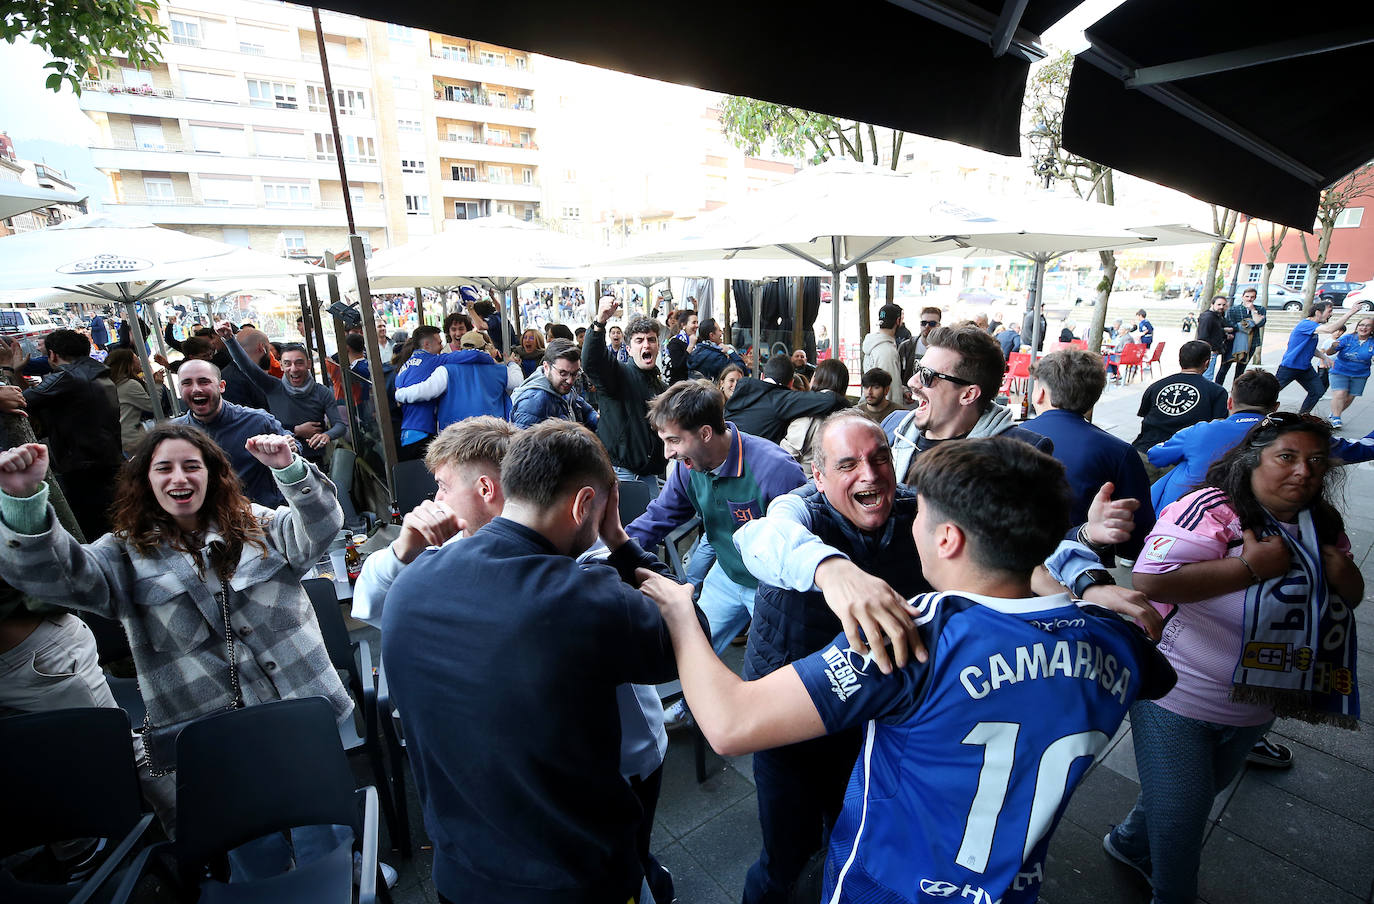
[{"x1": 171, "y1": 358, "x2": 296, "y2": 506}]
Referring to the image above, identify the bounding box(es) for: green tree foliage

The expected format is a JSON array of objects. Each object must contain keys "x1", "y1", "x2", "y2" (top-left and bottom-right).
[{"x1": 2, "y1": 0, "x2": 167, "y2": 94}]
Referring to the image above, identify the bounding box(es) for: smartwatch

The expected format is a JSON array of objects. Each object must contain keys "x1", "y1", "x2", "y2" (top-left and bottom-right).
[{"x1": 1071, "y1": 568, "x2": 1116, "y2": 599}]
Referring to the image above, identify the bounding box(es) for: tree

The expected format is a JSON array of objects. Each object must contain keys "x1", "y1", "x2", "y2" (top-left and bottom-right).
[
  {"x1": 1255, "y1": 221, "x2": 1289, "y2": 309},
  {"x1": 718, "y1": 97, "x2": 907, "y2": 340},
  {"x1": 1201, "y1": 205, "x2": 1240, "y2": 309},
  {"x1": 2, "y1": 1, "x2": 166, "y2": 94},
  {"x1": 1297, "y1": 163, "x2": 1374, "y2": 305},
  {"x1": 1024, "y1": 51, "x2": 1118, "y2": 352}
]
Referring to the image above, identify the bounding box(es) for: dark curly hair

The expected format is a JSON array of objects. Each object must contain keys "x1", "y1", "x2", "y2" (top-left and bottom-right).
[
  {"x1": 1202, "y1": 413, "x2": 1345, "y2": 545},
  {"x1": 110, "y1": 423, "x2": 267, "y2": 576}
]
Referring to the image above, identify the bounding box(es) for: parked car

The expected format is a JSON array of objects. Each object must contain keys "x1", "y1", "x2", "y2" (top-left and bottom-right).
[
  {"x1": 0, "y1": 307, "x2": 60, "y2": 357},
  {"x1": 1234, "y1": 281, "x2": 1305, "y2": 311},
  {"x1": 1317, "y1": 280, "x2": 1365, "y2": 306},
  {"x1": 956, "y1": 286, "x2": 1003, "y2": 305},
  {"x1": 1340, "y1": 284, "x2": 1374, "y2": 312}
]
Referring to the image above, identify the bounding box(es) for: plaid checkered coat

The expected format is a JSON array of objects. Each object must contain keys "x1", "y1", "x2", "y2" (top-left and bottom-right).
[{"x1": 0, "y1": 462, "x2": 351, "y2": 729}]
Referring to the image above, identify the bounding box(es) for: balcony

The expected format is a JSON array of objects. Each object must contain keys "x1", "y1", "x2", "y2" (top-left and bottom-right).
[
  {"x1": 88, "y1": 140, "x2": 381, "y2": 183},
  {"x1": 79, "y1": 80, "x2": 376, "y2": 131},
  {"x1": 436, "y1": 138, "x2": 540, "y2": 166},
  {"x1": 429, "y1": 54, "x2": 537, "y2": 90},
  {"x1": 104, "y1": 195, "x2": 389, "y2": 228},
  {"x1": 438, "y1": 179, "x2": 542, "y2": 203},
  {"x1": 434, "y1": 95, "x2": 537, "y2": 129}
]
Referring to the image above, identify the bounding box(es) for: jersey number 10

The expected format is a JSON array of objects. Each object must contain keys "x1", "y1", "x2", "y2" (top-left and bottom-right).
[{"x1": 955, "y1": 721, "x2": 1109, "y2": 873}]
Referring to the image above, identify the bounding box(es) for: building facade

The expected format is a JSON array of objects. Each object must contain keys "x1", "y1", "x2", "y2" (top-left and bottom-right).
[
  {"x1": 1235, "y1": 187, "x2": 1374, "y2": 292},
  {"x1": 0, "y1": 132, "x2": 88, "y2": 237},
  {"x1": 77, "y1": 2, "x2": 542, "y2": 257}
]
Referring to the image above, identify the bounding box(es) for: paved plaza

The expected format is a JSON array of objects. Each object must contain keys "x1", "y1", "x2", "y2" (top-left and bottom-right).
[{"x1": 383, "y1": 321, "x2": 1374, "y2": 904}]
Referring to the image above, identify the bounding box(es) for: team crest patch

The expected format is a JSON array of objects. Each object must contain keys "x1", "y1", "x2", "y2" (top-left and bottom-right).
[
  {"x1": 728, "y1": 499, "x2": 763, "y2": 525},
  {"x1": 1144, "y1": 536, "x2": 1176, "y2": 562}
]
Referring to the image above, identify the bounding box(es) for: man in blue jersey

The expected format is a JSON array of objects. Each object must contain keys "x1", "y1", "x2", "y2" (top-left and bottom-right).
[
  {"x1": 641, "y1": 436, "x2": 1176, "y2": 904},
  {"x1": 393, "y1": 326, "x2": 446, "y2": 461},
  {"x1": 1275, "y1": 300, "x2": 1356, "y2": 413}
]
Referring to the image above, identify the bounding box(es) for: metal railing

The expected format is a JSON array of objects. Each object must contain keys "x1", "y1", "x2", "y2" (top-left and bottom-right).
[
  {"x1": 80, "y1": 79, "x2": 175, "y2": 98},
  {"x1": 430, "y1": 52, "x2": 532, "y2": 73}
]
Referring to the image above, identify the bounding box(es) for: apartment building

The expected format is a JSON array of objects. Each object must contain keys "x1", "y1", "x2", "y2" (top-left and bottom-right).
[
  {"x1": 77, "y1": 2, "x2": 542, "y2": 257},
  {"x1": 0, "y1": 132, "x2": 88, "y2": 237}
]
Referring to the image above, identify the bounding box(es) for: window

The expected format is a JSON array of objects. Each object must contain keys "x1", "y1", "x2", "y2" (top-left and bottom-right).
[
  {"x1": 312, "y1": 133, "x2": 375, "y2": 164},
  {"x1": 400, "y1": 158, "x2": 426, "y2": 173},
  {"x1": 306, "y1": 84, "x2": 328, "y2": 113},
  {"x1": 143, "y1": 177, "x2": 175, "y2": 203},
  {"x1": 488, "y1": 165, "x2": 512, "y2": 184},
  {"x1": 121, "y1": 68, "x2": 155, "y2": 90},
  {"x1": 440, "y1": 44, "x2": 467, "y2": 62},
  {"x1": 562, "y1": 206, "x2": 580, "y2": 219},
  {"x1": 1319, "y1": 263, "x2": 1350, "y2": 281},
  {"x1": 238, "y1": 24, "x2": 287, "y2": 57},
  {"x1": 487, "y1": 128, "x2": 509, "y2": 144},
  {"x1": 254, "y1": 129, "x2": 305, "y2": 158},
  {"x1": 522, "y1": 168, "x2": 533, "y2": 185},
  {"x1": 335, "y1": 88, "x2": 367, "y2": 116},
  {"x1": 405, "y1": 194, "x2": 429, "y2": 215},
  {"x1": 170, "y1": 16, "x2": 202, "y2": 47},
  {"x1": 1246, "y1": 264, "x2": 1265, "y2": 282},
  {"x1": 523, "y1": 206, "x2": 533, "y2": 221},
  {"x1": 562, "y1": 168, "x2": 577, "y2": 182},
  {"x1": 454, "y1": 200, "x2": 486, "y2": 219},
  {"x1": 200, "y1": 177, "x2": 255, "y2": 207},
  {"x1": 132, "y1": 122, "x2": 166, "y2": 151},
  {"x1": 1283, "y1": 263, "x2": 1309, "y2": 289},
  {"x1": 397, "y1": 118, "x2": 422, "y2": 133},
  {"x1": 442, "y1": 84, "x2": 475, "y2": 104},
  {"x1": 392, "y1": 77, "x2": 417, "y2": 89},
  {"x1": 263, "y1": 181, "x2": 311, "y2": 208},
  {"x1": 280, "y1": 230, "x2": 307, "y2": 255},
  {"x1": 515, "y1": 56, "x2": 527, "y2": 70},
  {"x1": 240, "y1": 40, "x2": 265, "y2": 55},
  {"x1": 518, "y1": 130, "x2": 531, "y2": 145},
  {"x1": 386, "y1": 23, "x2": 414, "y2": 43},
  {"x1": 190, "y1": 124, "x2": 247, "y2": 156},
  {"x1": 246, "y1": 78, "x2": 297, "y2": 109},
  {"x1": 181, "y1": 70, "x2": 238, "y2": 103},
  {"x1": 350, "y1": 187, "x2": 365, "y2": 207},
  {"x1": 479, "y1": 50, "x2": 505, "y2": 67},
  {"x1": 451, "y1": 165, "x2": 476, "y2": 182},
  {"x1": 222, "y1": 228, "x2": 251, "y2": 247},
  {"x1": 1335, "y1": 207, "x2": 1364, "y2": 228}
]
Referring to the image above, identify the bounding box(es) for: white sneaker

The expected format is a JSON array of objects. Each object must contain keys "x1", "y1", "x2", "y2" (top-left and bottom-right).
[{"x1": 663, "y1": 698, "x2": 692, "y2": 732}]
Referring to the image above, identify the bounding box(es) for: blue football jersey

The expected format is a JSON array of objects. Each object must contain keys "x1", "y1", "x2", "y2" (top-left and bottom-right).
[{"x1": 793, "y1": 591, "x2": 1174, "y2": 904}]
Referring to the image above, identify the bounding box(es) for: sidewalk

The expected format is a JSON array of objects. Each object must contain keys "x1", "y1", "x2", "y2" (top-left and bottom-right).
[{"x1": 386, "y1": 322, "x2": 1374, "y2": 903}]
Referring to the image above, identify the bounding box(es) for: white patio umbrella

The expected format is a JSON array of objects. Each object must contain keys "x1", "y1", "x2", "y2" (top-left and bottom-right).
[
  {"x1": 0, "y1": 214, "x2": 332, "y2": 417},
  {"x1": 0, "y1": 182, "x2": 86, "y2": 220},
  {"x1": 346, "y1": 214, "x2": 597, "y2": 354}
]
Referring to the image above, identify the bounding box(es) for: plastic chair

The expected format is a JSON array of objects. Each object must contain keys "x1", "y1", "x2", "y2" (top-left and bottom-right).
[
  {"x1": 374, "y1": 658, "x2": 414, "y2": 860},
  {"x1": 1117, "y1": 342, "x2": 1148, "y2": 383},
  {"x1": 0, "y1": 707, "x2": 156, "y2": 904},
  {"x1": 392, "y1": 459, "x2": 438, "y2": 516},
  {"x1": 163, "y1": 697, "x2": 385, "y2": 903},
  {"x1": 617, "y1": 478, "x2": 653, "y2": 526},
  {"x1": 302, "y1": 578, "x2": 401, "y2": 857},
  {"x1": 1144, "y1": 341, "x2": 1166, "y2": 379},
  {"x1": 1005, "y1": 352, "x2": 1031, "y2": 396}
]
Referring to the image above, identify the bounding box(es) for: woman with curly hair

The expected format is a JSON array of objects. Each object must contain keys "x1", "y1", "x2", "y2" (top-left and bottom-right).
[
  {"x1": 0, "y1": 422, "x2": 349, "y2": 832},
  {"x1": 1106, "y1": 413, "x2": 1363, "y2": 903}
]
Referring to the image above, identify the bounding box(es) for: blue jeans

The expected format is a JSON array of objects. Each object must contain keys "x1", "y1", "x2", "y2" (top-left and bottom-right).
[
  {"x1": 1275, "y1": 364, "x2": 1326, "y2": 414},
  {"x1": 698, "y1": 562, "x2": 755, "y2": 654},
  {"x1": 227, "y1": 824, "x2": 353, "y2": 881},
  {"x1": 1109, "y1": 701, "x2": 1271, "y2": 904},
  {"x1": 1202, "y1": 352, "x2": 1220, "y2": 381},
  {"x1": 685, "y1": 535, "x2": 717, "y2": 586},
  {"x1": 614, "y1": 467, "x2": 662, "y2": 501}
]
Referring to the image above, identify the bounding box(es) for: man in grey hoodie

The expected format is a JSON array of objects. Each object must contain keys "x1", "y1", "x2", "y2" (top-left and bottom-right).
[
  {"x1": 861, "y1": 303, "x2": 904, "y2": 406},
  {"x1": 881, "y1": 324, "x2": 1051, "y2": 484},
  {"x1": 510, "y1": 340, "x2": 598, "y2": 430}
]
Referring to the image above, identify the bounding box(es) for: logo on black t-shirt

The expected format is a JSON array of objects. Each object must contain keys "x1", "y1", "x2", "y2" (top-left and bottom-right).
[{"x1": 1155, "y1": 381, "x2": 1201, "y2": 417}]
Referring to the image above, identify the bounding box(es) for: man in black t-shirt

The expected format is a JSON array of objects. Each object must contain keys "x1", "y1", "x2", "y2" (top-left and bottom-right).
[{"x1": 1131, "y1": 340, "x2": 1229, "y2": 455}]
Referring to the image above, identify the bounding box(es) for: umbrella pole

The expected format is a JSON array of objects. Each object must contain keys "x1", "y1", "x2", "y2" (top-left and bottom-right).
[
  {"x1": 1024, "y1": 254, "x2": 1048, "y2": 404},
  {"x1": 143, "y1": 301, "x2": 181, "y2": 415},
  {"x1": 830, "y1": 263, "x2": 843, "y2": 367},
  {"x1": 351, "y1": 235, "x2": 399, "y2": 508},
  {"x1": 791, "y1": 277, "x2": 805, "y2": 357},
  {"x1": 306, "y1": 277, "x2": 331, "y2": 388},
  {"x1": 297, "y1": 283, "x2": 313, "y2": 362},
  {"x1": 415, "y1": 287, "x2": 424, "y2": 329},
  {"x1": 122, "y1": 296, "x2": 164, "y2": 421},
  {"x1": 751, "y1": 280, "x2": 763, "y2": 370}
]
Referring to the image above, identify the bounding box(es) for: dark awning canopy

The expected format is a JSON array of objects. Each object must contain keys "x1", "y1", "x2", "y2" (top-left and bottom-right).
[
  {"x1": 314, "y1": 0, "x2": 1079, "y2": 156},
  {"x1": 1063, "y1": 1, "x2": 1374, "y2": 230}
]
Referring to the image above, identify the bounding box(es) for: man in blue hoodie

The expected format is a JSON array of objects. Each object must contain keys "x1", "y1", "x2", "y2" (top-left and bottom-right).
[
  {"x1": 393, "y1": 326, "x2": 447, "y2": 461},
  {"x1": 396, "y1": 329, "x2": 519, "y2": 431},
  {"x1": 511, "y1": 340, "x2": 597, "y2": 430}
]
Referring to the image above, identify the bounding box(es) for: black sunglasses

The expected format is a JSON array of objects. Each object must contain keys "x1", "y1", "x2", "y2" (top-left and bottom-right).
[
  {"x1": 915, "y1": 365, "x2": 974, "y2": 388},
  {"x1": 1258, "y1": 412, "x2": 1329, "y2": 429},
  {"x1": 919, "y1": 319, "x2": 939, "y2": 327}
]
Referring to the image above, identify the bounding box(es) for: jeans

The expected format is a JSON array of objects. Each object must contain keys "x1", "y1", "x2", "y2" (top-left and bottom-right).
[
  {"x1": 698, "y1": 562, "x2": 756, "y2": 654},
  {"x1": 1108, "y1": 701, "x2": 1272, "y2": 904},
  {"x1": 1275, "y1": 364, "x2": 1326, "y2": 414},
  {"x1": 684, "y1": 535, "x2": 717, "y2": 586},
  {"x1": 1215, "y1": 355, "x2": 1247, "y2": 386},
  {"x1": 1202, "y1": 352, "x2": 1220, "y2": 382},
  {"x1": 226, "y1": 825, "x2": 353, "y2": 881},
  {"x1": 614, "y1": 466, "x2": 662, "y2": 502},
  {"x1": 0, "y1": 614, "x2": 116, "y2": 716},
  {"x1": 743, "y1": 728, "x2": 863, "y2": 904}
]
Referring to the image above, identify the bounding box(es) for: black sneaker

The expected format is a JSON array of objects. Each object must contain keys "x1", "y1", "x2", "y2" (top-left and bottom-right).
[
  {"x1": 1246, "y1": 735, "x2": 1294, "y2": 769},
  {"x1": 1102, "y1": 830, "x2": 1151, "y2": 884}
]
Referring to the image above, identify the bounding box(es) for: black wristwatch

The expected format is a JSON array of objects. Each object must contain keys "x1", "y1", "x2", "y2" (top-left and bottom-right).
[{"x1": 1072, "y1": 568, "x2": 1115, "y2": 599}]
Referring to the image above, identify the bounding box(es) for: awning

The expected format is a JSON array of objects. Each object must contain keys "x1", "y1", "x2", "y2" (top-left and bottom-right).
[
  {"x1": 313, "y1": 0, "x2": 1081, "y2": 156},
  {"x1": 1063, "y1": 2, "x2": 1374, "y2": 230}
]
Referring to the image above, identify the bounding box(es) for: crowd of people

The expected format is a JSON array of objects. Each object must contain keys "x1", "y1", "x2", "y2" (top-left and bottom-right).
[{"x1": 0, "y1": 289, "x2": 1365, "y2": 904}]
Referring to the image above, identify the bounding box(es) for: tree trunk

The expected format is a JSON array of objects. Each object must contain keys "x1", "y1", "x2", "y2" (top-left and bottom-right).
[
  {"x1": 1298, "y1": 227, "x2": 1336, "y2": 306},
  {"x1": 1203, "y1": 206, "x2": 1238, "y2": 305},
  {"x1": 1258, "y1": 225, "x2": 1289, "y2": 309},
  {"x1": 1087, "y1": 251, "x2": 1116, "y2": 353}
]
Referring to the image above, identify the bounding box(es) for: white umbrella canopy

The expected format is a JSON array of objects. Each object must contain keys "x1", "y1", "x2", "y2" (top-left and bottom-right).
[{"x1": 0, "y1": 183, "x2": 86, "y2": 221}]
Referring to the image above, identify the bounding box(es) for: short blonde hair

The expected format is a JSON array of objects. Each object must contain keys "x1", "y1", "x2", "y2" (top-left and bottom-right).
[{"x1": 424, "y1": 416, "x2": 518, "y2": 475}]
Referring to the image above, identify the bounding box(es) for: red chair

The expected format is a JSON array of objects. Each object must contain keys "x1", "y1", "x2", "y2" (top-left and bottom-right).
[
  {"x1": 1070, "y1": 339, "x2": 1088, "y2": 350},
  {"x1": 1115, "y1": 342, "x2": 1148, "y2": 383},
  {"x1": 1002, "y1": 352, "x2": 1032, "y2": 397},
  {"x1": 1143, "y1": 341, "x2": 1166, "y2": 379}
]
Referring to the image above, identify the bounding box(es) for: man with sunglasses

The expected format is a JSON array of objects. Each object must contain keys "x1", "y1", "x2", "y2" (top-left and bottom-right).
[
  {"x1": 897, "y1": 306, "x2": 942, "y2": 400},
  {"x1": 884, "y1": 325, "x2": 1052, "y2": 484}
]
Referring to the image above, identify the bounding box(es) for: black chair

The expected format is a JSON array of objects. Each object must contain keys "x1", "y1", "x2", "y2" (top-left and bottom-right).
[
  {"x1": 164, "y1": 697, "x2": 385, "y2": 903},
  {"x1": 374, "y1": 658, "x2": 414, "y2": 859},
  {"x1": 617, "y1": 478, "x2": 652, "y2": 526},
  {"x1": 393, "y1": 460, "x2": 437, "y2": 515},
  {"x1": 302, "y1": 578, "x2": 402, "y2": 857},
  {"x1": 0, "y1": 707, "x2": 157, "y2": 904}
]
